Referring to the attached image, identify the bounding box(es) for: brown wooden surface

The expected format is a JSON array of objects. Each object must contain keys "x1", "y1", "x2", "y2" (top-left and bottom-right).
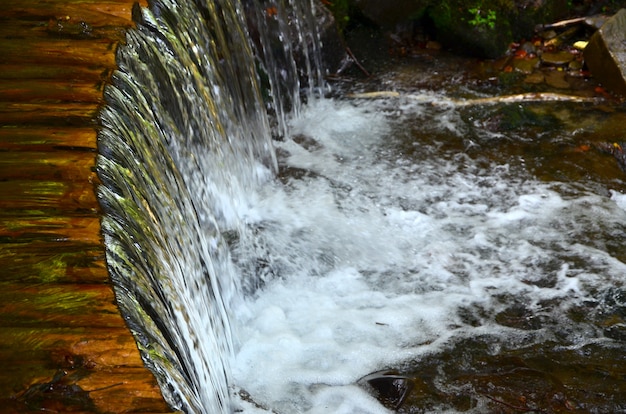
[{"x1": 0, "y1": 1, "x2": 174, "y2": 412}]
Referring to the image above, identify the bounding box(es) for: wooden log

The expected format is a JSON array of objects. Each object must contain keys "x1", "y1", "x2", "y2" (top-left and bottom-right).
[
  {"x1": 0, "y1": 150, "x2": 96, "y2": 181},
  {"x1": 0, "y1": 216, "x2": 102, "y2": 243},
  {"x1": 0, "y1": 63, "x2": 109, "y2": 82},
  {"x1": 0, "y1": 0, "x2": 173, "y2": 412},
  {"x1": 0, "y1": 37, "x2": 119, "y2": 67},
  {"x1": 0, "y1": 327, "x2": 146, "y2": 369},
  {"x1": 0, "y1": 80, "x2": 105, "y2": 103},
  {"x1": 3, "y1": 0, "x2": 143, "y2": 23},
  {"x1": 0, "y1": 241, "x2": 107, "y2": 284},
  {"x1": 0, "y1": 283, "x2": 127, "y2": 328},
  {"x1": 0, "y1": 102, "x2": 99, "y2": 126},
  {"x1": 346, "y1": 91, "x2": 601, "y2": 105},
  {"x1": 0, "y1": 180, "x2": 99, "y2": 212},
  {"x1": 0, "y1": 127, "x2": 98, "y2": 150}
]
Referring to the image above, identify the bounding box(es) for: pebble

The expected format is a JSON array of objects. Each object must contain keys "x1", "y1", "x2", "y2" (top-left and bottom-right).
[
  {"x1": 542, "y1": 51, "x2": 574, "y2": 65},
  {"x1": 545, "y1": 70, "x2": 570, "y2": 88},
  {"x1": 513, "y1": 57, "x2": 540, "y2": 74},
  {"x1": 524, "y1": 72, "x2": 545, "y2": 84}
]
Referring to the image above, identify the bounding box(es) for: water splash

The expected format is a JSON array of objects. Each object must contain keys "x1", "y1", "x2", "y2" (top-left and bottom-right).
[
  {"x1": 97, "y1": 0, "x2": 325, "y2": 411},
  {"x1": 230, "y1": 96, "x2": 626, "y2": 413}
]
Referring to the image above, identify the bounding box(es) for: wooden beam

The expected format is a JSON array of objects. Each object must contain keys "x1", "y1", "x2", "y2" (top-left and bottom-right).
[{"x1": 0, "y1": 0, "x2": 174, "y2": 412}]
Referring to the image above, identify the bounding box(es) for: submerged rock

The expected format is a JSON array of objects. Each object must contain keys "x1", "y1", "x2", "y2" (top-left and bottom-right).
[
  {"x1": 542, "y1": 50, "x2": 575, "y2": 65},
  {"x1": 584, "y1": 9, "x2": 626, "y2": 96},
  {"x1": 380, "y1": 338, "x2": 626, "y2": 413},
  {"x1": 596, "y1": 141, "x2": 626, "y2": 171},
  {"x1": 358, "y1": 370, "x2": 416, "y2": 410},
  {"x1": 544, "y1": 69, "x2": 571, "y2": 88}
]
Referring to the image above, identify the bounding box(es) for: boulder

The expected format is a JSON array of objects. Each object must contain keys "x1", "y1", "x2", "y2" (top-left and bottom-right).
[
  {"x1": 315, "y1": 0, "x2": 348, "y2": 73},
  {"x1": 428, "y1": 0, "x2": 569, "y2": 59},
  {"x1": 584, "y1": 9, "x2": 626, "y2": 97},
  {"x1": 346, "y1": 0, "x2": 569, "y2": 59},
  {"x1": 351, "y1": 0, "x2": 431, "y2": 28},
  {"x1": 428, "y1": 1, "x2": 512, "y2": 58}
]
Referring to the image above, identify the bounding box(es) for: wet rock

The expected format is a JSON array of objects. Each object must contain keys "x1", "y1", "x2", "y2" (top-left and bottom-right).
[
  {"x1": 344, "y1": 0, "x2": 570, "y2": 59},
  {"x1": 351, "y1": 0, "x2": 430, "y2": 28},
  {"x1": 314, "y1": 0, "x2": 347, "y2": 74},
  {"x1": 358, "y1": 370, "x2": 416, "y2": 410},
  {"x1": 513, "y1": 57, "x2": 540, "y2": 74},
  {"x1": 604, "y1": 323, "x2": 626, "y2": 341},
  {"x1": 524, "y1": 71, "x2": 545, "y2": 84},
  {"x1": 584, "y1": 9, "x2": 626, "y2": 96},
  {"x1": 596, "y1": 141, "x2": 626, "y2": 171},
  {"x1": 389, "y1": 338, "x2": 626, "y2": 413},
  {"x1": 428, "y1": 1, "x2": 511, "y2": 58},
  {"x1": 520, "y1": 40, "x2": 537, "y2": 55},
  {"x1": 545, "y1": 70, "x2": 571, "y2": 88},
  {"x1": 542, "y1": 50, "x2": 575, "y2": 65},
  {"x1": 430, "y1": 1, "x2": 570, "y2": 58},
  {"x1": 495, "y1": 303, "x2": 544, "y2": 330},
  {"x1": 568, "y1": 59, "x2": 583, "y2": 70}
]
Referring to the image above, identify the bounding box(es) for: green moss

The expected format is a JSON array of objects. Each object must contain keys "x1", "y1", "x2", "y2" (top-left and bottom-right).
[
  {"x1": 427, "y1": 0, "x2": 513, "y2": 58},
  {"x1": 467, "y1": 7, "x2": 496, "y2": 29},
  {"x1": 328, "y1": 0, "x2": 351, "y2": 32},
  {"x1": 492, "y1": 103, "x2": 561, "y2": 132},
  {"x1": 428, "y1": 1, "x2": 452, "y2": 29}
]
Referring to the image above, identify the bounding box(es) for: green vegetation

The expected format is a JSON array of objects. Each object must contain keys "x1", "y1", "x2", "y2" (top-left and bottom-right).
[
  {"x1": 327, "y1": 0, "x2": 351, "y2": 32},
  {"x1": 328, "y1": 0, "x2": 608, "y2": 58},
  {"x1": 467, "y1": 7, "x2": 497, "y2": 30}
]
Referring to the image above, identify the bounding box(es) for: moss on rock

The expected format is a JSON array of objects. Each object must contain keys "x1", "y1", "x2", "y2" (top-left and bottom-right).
[{"x1": 342, "y1": 0, "x2": 571, "y2": 59}]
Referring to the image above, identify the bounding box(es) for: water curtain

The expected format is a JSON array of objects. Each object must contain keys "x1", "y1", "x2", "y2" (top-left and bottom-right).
[{"x1": 97, "y1": 0, "x2": 325, "y2": 411}]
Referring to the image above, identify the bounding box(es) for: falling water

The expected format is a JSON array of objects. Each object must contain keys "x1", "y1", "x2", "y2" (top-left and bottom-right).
[
  {"x1": 98, "y1": 0, "x2": 626, "y2": 413},
  {"x1": 97, "y1": 0, "x2": 325, "y2": 411}
]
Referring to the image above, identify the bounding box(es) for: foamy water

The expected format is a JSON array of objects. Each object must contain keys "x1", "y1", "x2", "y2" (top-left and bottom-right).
[{"x1": 230, "y1": 98, "x2": 626, "y2": 413}]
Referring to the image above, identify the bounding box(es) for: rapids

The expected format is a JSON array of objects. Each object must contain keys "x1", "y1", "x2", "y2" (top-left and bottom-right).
[{"x1": 230, "y1": 97, "x2": 626, "y2": 413}]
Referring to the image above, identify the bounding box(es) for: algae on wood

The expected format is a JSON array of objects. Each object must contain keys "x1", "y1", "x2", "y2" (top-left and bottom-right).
[{"x1": 0, "y1": 0, "x2": 173, "y2": 412}]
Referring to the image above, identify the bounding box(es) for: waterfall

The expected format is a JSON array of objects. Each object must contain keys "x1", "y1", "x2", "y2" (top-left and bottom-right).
[
  {"x1": 96, "y1": 0, "x2": 326, "y2": 412},
  {"x1": 96, "y1": 0, "x2": 626, "y2": 411}
]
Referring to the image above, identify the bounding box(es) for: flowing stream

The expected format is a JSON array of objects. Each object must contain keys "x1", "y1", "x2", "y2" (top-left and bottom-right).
[{"x1": 98, "y1": 0, "x2": 626, "y2": 413}]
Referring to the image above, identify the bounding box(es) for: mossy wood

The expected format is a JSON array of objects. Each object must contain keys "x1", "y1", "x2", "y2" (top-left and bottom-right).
[{"x1": 0, "y1": 1, "x2": 174, "y2": 412}]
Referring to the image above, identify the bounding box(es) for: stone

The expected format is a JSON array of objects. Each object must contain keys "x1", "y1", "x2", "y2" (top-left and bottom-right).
[
  {"x1": 315, "y1": 1, "x2": 347, "y2": 74},
  {"x1": 595, "y1": 141, "x2": 626, "y2": 171},
  {"x1": 545, "y1": 70, "x2": 571, "y2": 89},
  {"x1": 524, "y1": 71, "x2": 545, "y2": 84},
  {"x1": 358, "y1": 370, "x2": 416, "y2": 410},
  {"x1": 395, "y1": 339, "x2": 626, "y2": 413},
  {"x1": 568, "y1": 59, "x2": 583, "y2": 70},
  {"x1": 584, "y1": 9, "x2": 626, "y2": 96},
  {"x1": 428, "y1": 1, "x2": 511, "y2": 59},
  {"x1": 541, "y1": 51, "x2": 575, "y2": 65},
  {"x1": 428, "y1": 0, "x2": 569, "y2": 59},
  {"x1": 342, "y1": 0, "x2": 571, "y2": 60},
  {"x1": 513, "y1": 57, "x2": 540, "y2": 74},
  {"x1": 351, "y1": 0, "x2": 430, "y2": 28}
]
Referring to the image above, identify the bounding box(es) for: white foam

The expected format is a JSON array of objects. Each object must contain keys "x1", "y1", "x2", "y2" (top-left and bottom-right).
[
  {"x1": 231, "y1": 98, "x2": 626, "y2": 412},
  {"x1": 611, "y1": 189, "x2": 626, "y2": 211}
]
